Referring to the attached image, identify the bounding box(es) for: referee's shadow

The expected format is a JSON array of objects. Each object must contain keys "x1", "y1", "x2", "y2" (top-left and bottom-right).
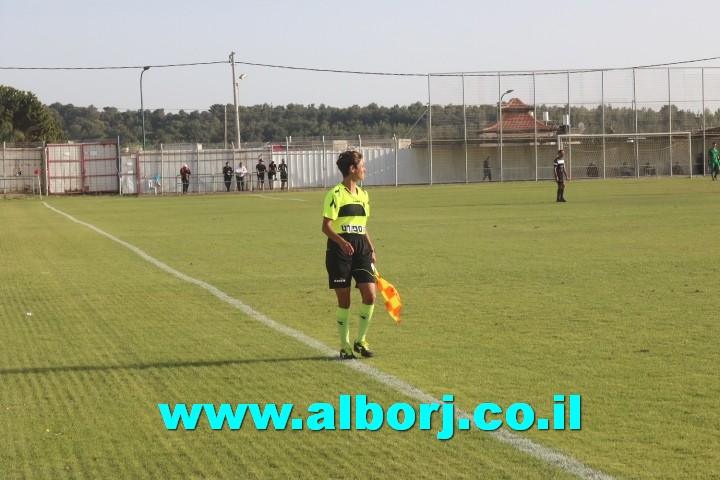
[{"x1": 0, "y1": 355, "x2": 331, "y2": 376}]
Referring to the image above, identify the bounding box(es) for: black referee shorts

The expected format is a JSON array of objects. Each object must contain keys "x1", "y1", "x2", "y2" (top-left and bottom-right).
[{"x1": 325, "y1": 234, "x2": 376, "y2": 289}]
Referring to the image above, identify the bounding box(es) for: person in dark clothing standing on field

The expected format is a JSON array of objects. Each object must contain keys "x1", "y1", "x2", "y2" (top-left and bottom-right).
[{"x1": 553, "y1": 149, "x2": 568, "y2": 202}]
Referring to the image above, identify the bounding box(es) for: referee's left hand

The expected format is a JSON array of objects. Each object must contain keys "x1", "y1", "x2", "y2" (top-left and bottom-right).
[{"x1": 341, "y1": 240, "x2": 354, "y2": 256}]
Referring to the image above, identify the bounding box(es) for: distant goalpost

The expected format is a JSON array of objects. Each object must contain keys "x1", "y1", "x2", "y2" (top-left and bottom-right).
[{"x1": 557, "y1": 132, "x2": 693, "y2": 179}]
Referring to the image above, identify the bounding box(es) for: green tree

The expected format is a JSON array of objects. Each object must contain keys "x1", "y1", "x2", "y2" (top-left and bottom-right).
[{"x1": 0, "y1": 86, "x2": 65, "y2": 142}]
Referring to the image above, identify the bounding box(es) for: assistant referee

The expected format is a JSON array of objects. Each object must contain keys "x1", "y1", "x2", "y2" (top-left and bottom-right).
[{"x1": 321, "y1": 151, "x2": 377, "y2": 360}]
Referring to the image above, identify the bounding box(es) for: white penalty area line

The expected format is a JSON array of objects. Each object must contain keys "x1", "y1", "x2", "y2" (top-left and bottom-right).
[{"x1": 43, "y1": 201, "x2": 613, "y2": 480}]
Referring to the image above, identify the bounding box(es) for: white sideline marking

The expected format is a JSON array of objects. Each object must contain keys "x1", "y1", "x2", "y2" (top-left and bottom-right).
[{"x1": 43, "y1": 201, "x2": 613, "y2": 480}]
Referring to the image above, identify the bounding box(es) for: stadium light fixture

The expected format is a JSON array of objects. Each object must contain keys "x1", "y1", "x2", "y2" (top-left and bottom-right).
[
  {"x1": 234, "y1": 73, "x2": 248, "y2": 149},
  {"x1": 499, "y1": 89, "x2": 514, "y2": 182},
  {"x1": 140, "y1": 66, "x2": 151, "y2": 151}
]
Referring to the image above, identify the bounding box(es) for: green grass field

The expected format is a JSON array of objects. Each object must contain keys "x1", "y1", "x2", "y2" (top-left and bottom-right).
[{"x1": 1, "y1": 178, "x2": 718, "y2": 479}]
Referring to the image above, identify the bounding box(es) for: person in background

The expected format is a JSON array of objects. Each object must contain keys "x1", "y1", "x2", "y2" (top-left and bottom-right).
[
  {"x1": 708, "y1": 142, "x2": 720, "y2": 181},
  {"x1": 587, "y1": 162, "x2": 599, "y2": 178},
  {"x1": 279, "y1": 158, "x2": 288, "y2": 189},
  {"x1": 222, "y1": 161, "x2": 234, "y2": 192},
  {"x1": 235, "y1": 162, "x2": 247, "y2": 191},
  {"x1": 553, "y1": 149, "x2": 568, "y2": 202},
  {"x1": 268, "y1": 159, "x2": 278, "y2": 190},
  {"x1": 180, "y1": 164, "x2": 191, "y2": 194},
  {"x1": 256, "y1": 158, "x2": 266, "y2": 191},
  {"x1": 482, "y1": 156, "x2": 492, "y2": 182}
]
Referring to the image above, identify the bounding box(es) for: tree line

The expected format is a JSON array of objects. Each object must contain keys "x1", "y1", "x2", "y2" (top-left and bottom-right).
[
  {"x1": 47, "y1": 102, "x2": 720, "y2": 148},
  {"x1": 2, "y1": 85, "x2": 720, "y2": 148},
  {"x1": 46, "y1": 101, "x2": 434, "y2": 149}
]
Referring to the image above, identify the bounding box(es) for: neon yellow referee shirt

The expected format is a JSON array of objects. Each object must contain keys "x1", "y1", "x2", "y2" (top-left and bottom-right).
[{"x1": 322, "y1": 183, "x2": 370, "y2": 235}]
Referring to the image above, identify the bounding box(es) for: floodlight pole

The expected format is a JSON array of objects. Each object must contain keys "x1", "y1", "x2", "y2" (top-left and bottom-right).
[
  {"x1": 140, "y1": 66, "x2": 150, "y2": 151},
  {"x1": 499, "y1": 89, "x2": 514, "y2": 182},
  {"x1": 236, "y1": 73, "x2": 248, "y2": 148},
  {"x1": 230, "y1": 52, "x2": 247, "y2": 149}
]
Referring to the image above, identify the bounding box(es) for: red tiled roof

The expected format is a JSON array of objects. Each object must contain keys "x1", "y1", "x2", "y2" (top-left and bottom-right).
[
  {"x1": 482, "y1": 98, "x2": 557, "y2": 133},
  {"x1": 504, "y1": 98, "x2": 532, "y2": 112}
]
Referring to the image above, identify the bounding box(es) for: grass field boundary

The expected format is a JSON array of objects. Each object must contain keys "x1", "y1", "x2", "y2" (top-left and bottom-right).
[{"x1": 42, "y1": 200, "x2": 615, "y2": 480}]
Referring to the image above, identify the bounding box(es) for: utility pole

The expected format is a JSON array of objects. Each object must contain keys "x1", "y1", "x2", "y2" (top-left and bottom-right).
[{"x1": 230, "y1": 52, "x2": 241, "y2": 149}]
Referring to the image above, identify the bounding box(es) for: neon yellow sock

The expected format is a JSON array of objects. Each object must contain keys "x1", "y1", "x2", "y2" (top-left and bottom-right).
[
  {"x1": 356, "y1": 303, "x2": 375, "y2": 343},
  {"x1": 336, "y1": 307, "x2": 351, "y2": 349}
]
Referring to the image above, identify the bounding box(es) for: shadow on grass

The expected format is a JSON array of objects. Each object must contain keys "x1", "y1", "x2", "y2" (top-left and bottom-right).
[{"x1": 0, "y1": 355, "x2": 332, "y2": 376}]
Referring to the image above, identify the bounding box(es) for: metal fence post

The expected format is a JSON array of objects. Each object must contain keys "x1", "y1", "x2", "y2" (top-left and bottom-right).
[
  {"x1": 394, "y1": 134, "x2": 399, "y2": 187},
  {"x1": 428, "y1": 74, "x2": 433, "y2": 185},
  {"x1": 462, "y1": 73, "x2": 468, "y2": 183}
]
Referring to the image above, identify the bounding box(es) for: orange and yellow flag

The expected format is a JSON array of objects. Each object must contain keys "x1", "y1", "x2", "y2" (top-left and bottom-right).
[{"x1": 376, "y1": 273, "x2": 403, "y2": 324}]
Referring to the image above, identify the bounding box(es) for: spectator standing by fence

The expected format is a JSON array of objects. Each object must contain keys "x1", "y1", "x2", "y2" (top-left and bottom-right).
[
  {"x1": 268, "y1": 160, "x2": 278, "y2": 190},
  {"x1": 235, "y1": 162, "x2": 247, "y2": 191},
  {"x1": 279, "y1": 158, "x2": 288, "y2": 189},
  {"x1": 180, "y1": 164, "x2": 191, "y2": 194},
  {"x1": 222, "y1": 162, "x2": 234, "y2": 192},
  {"x1": 256, "y1": 158, "x2": 266, "y2": 191}
]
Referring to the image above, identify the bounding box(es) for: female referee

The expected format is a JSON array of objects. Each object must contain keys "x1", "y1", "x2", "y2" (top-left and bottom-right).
[{"x1": 321, "y1": 151, "x2": 377, "y2": 359}]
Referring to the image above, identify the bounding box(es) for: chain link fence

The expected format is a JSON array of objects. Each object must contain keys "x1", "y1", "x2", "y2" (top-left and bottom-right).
[
  {"x1": 5, "y1": 67, "x2": 720, "y2": 195},
  {"x1": 426, "y1": 66, "x2": 720, "y2": 182}
]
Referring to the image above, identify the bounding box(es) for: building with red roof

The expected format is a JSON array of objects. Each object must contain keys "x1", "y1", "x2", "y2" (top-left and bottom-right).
[{"x1": 481, "y1": 98, "x2": 558, "y2": 138}]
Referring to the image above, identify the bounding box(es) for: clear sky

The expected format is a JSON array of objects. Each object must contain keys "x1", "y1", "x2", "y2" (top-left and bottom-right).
[{"x1": 2, "y1": 0, "x2": 719, "y2": 111}]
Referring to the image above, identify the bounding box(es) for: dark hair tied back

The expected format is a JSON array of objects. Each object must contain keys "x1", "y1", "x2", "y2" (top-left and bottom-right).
[{"x1": 336, "y1": 150, "x2": 362, "y2": 177}]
